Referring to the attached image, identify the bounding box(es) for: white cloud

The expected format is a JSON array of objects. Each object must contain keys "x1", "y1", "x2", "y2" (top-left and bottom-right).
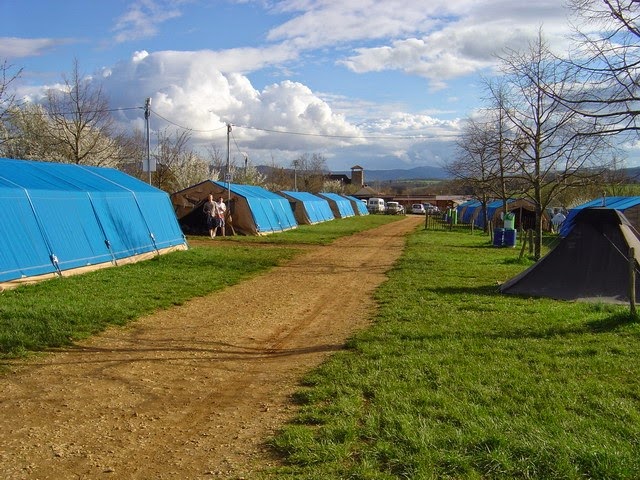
[
  {"x1": 0, "y1": 37, "x2": 75, "y2": 59},
  {"x1": 112, "y1": 0, "x2": 183, "y2": 43}
]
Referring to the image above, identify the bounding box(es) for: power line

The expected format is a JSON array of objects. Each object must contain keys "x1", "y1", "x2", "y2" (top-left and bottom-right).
[{"x1": 234, "y1": 123, "x2": 458, "y2": 140}]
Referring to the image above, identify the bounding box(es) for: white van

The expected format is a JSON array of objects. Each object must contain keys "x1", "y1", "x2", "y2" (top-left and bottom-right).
[{"x1": 367, "y1": 197, "x2": 386, "y2": 213}]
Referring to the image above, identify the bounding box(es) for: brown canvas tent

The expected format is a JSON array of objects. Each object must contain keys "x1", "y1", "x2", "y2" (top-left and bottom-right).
[{"x1": 500, "y1": 208, "x2": 640, "y2": 303}]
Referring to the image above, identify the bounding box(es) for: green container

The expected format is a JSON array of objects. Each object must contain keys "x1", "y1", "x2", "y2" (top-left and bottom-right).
[{"x1": 504, "y1": 212, "x2": 515, "y2": 230}]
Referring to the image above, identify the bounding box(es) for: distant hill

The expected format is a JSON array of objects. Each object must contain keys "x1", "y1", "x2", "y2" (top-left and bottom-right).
[
  {"x1": 334, "y1": 165, "x2": 448, "y2": 181},
  {"x1": 256, "y1": 165, "x2": 448, "y2": 181}
]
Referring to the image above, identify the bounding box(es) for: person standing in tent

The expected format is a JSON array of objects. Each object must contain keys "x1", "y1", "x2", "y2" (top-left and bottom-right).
[
  {"x1": 203, "y1": 194, "x2": 217, "y2": 239},
  {"x1": 213, "y1": 196, "x2": 227, "y2": 238}
]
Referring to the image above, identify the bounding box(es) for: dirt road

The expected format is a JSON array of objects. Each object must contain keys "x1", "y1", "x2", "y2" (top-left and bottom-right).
[{"x1": 0, "y1": 216, "x2": 423, "y2": 479}]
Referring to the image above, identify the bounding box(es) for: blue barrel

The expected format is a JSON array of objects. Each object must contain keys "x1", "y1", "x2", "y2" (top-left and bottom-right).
[
  {"x1": 493, "y1": 228, "x2": 505, "y2": 247},
  {"x1": 504, "y1": 228, "x2": 517, "y2": 247}
]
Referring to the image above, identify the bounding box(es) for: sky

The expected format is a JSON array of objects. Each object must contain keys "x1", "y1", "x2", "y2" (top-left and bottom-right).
[{"x1": 1, "y1": 0, "x2": 589, "y2": 172}]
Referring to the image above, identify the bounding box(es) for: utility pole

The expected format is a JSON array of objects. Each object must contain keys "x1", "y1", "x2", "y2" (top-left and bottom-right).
[
  {"x1": 144, "y1": 98, "x2": 151, "y2": 185},
  {"x1": 226, "y1": 123, "x2": 232, "y2": 203}
]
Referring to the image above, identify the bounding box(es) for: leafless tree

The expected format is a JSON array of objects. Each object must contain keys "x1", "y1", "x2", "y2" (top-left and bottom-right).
[
  {"x1": 291, "y1": 153, "x2": 328, "y2": 193},
  {"x1": 564, "y1": 0, "x2": 640, "y2": 135},
  {"x1": 153, "y1": 129, "x2": 211, "y2": 192},
  {"x1": 495, "y1": 30, "x2": 612, "y2": 258},
  {"x1": 0, "y1": 60, "x2": 23, "y2": 151},
  {"x1": 447, "y1": 118, "x2": 499, "y2": 231}
]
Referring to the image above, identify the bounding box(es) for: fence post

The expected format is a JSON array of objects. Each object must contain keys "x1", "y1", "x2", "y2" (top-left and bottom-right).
[{"x1": 629, "y1": 247, "x2": 637, "y2": 317}]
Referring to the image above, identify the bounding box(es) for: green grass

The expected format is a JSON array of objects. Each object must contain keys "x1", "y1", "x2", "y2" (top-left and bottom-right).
[
  {"x1": 0, "y1": 215, "x2": 400, "y2": 359},
  {"x1": 0, "y1": 245, "x2": 297, "y2": 358},
  {"x1": 267, "y1": 229, "x2": 640, "y2": 479}
]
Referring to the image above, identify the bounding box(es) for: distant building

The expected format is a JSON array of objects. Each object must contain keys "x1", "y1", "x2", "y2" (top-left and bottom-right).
[
  {"x1": 327, "y1": 165, "x2": 365, "y2": 187},
  {"x1": 351, "y1": 165, "x2": 364, "y2": 187}
]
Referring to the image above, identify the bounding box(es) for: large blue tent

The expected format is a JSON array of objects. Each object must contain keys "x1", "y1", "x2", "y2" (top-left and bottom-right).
[
  {"x1": 318, "y1": 192, "x2": 355, "y2": 218},
  {"x1": 278, "y1": 191, "x2": 335, "y2": 224},
  {"x1": 0, "y1": 158, "x2": 187, "y2": 287},
  {"x1": 344, "y1": 195, "x2": 369, "y2": 215}
]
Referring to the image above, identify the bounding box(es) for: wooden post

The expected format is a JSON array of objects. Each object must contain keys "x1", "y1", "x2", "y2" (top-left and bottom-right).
[
  {"x1": 519, "y1": 230, "x2": 528, "y2": 260},
  {"x1": 629, "y1": 247, "x2": 637, "y2": 317},
  {"x1": 528, "y1": 229, "x2": 534, "y2": 255}
]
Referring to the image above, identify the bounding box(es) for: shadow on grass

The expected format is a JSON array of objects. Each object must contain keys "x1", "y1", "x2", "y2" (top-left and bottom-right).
[
  {"x1": 431, "y1": 284, "x2": 504, "y2": 297},
  {"x1": 585, "y1": 311, "x2": 639, "y2": 332}
]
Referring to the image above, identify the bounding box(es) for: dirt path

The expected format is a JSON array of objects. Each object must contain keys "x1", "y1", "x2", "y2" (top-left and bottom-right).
[{"x1": 0, "y1": 216, "x2": 423, "y2": 479}]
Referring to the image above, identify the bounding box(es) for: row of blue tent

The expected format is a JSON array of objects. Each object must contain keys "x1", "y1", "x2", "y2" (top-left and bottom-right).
[{"x1": 170, "y1": 180, "x2": 368, "y2": 236}]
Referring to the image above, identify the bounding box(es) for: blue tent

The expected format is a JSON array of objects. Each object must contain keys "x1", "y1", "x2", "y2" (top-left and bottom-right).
[
  {"x1": 278, "y1": 191, "x2": 335, "y2": 224},
  {"x1": 0, "y1": 158, "x2": 187, "y2": 286},
  {"x1": 318, "y1": 193, "x2": 355, "y2": 218},
  {"x1": 560, "y1": 196, "x2": 640, "y2": 237},
  {"x1": 457, "y1": 200, "x2": 482, "y2": 224},
  {"x1": 172, "y1": 181, "x2": 297, "y2": 235},
  {"x1": 344, "y1": 195, "x2": 369, "y2": 215}
]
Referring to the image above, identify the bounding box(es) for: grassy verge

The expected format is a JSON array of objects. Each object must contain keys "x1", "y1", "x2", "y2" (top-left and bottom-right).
[
  {"x1": 268, "y1": 229, "x2": 640, "y2": 479},
  {"x1": 0, "y1": 215, "x2": 399, "y2": 359}
]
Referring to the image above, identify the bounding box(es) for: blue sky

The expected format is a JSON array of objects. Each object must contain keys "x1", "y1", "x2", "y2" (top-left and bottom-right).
[{"x1": 2, "y1": 0, "x2": 592, "y2": 171}]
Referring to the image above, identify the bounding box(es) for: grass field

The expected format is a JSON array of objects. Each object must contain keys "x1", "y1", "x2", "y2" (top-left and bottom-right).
[
  {"x1": 267, "y1": 228, "x2": 640, "y2": 479},
  {"x1": 0, "y1": 215, "x2": 399, "y2": 359},
  {"x1": 2, "y1": 216, "x2": 638, "y2": 478}
]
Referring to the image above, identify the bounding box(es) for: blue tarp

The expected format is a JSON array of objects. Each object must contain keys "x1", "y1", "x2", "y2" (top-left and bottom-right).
[
  {"x1": 559, "y1": 196, "x2": 640, "y2": 237},
  {"x1": 344, "y1": 195, "x2": 369, "y2": 215},
  {"x1": 0, "y1": 158, "x2": 187, "y2": 284},
  {"x1": 279, "y1": 191, "x2": 335, "y2": 224},
  {"x1": 318, "y1": 193, "x2": 355, "y2": 218},
  {"x1": 215, "y1": 182, "x2": 297, "y2": 234},
  {"x1": 458, "y1": 200, "x2": 482, "y2": 224}
]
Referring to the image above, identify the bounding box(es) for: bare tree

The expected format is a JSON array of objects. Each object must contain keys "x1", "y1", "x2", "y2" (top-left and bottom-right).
[
  {"x1": 447, "y1": 118, "x2": 499, "y2": 231},
  {"x1": 41, "y1": 60, "x2": 126, "y2": 166},
  {"x1": 153, "y1": 129, "x2": 211, "y2": 192},
  {"x1": 291, "y1": 153, "x2": 328, "y2": 193},
  {"x1": 565, "y1": 0, "x2": 640, "y2": 134},
  {"x1": 0, "y1": 60, "x2": 23, "y2": 151},
  {"x1": 495, "y1": 30, "x2": 612, "y2": 258}
]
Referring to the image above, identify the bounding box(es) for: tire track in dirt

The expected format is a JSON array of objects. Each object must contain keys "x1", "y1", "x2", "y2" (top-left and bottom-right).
[{"x1": 0, "y1": 216, "x2": 423, "y2": 479}]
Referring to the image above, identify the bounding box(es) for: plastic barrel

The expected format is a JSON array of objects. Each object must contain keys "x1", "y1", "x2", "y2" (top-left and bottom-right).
[
  {"x1": 493, "y1": 228, "x2": 505, "y2": 247},
  {"x1": 504, "y1": 228, "x2": 517, "y2": 247}
]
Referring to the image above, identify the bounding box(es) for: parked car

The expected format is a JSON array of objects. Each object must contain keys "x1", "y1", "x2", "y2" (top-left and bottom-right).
[
  {"x1": 385, "y1": 201, "x2": 404, "y2": 215},
  {"x1": 411, "y1": 203, "x2": 426, "y2": 215},
  {"x1": 367, "y1": 197, "x2": 386, "y2": 214},
  {"x1": 423, "y1": 203, "x2": 440, "y2": 215}
]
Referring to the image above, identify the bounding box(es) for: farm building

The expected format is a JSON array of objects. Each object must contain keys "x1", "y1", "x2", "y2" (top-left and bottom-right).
[
  {"x1": 560, "y1": 196, "x2": 640, "y2": 237},
  {"x1": 0, "y1": 158, "x2": 187, "y2": 288},
  {"x1": 344, "y1": 195, "x2": 369, "y2": 215},
  {"x1": 277, "y1": 191, "x2": 335, "y2": 225},
  {"x1": 500, "y1": 208, "x2": 640, "y2": 303},
  {"x1": 172, "y1": 180, "x2": 297, "y2": 236},
  {"x1": 318, "y1": 193, "x2": 356, "y2": 218}
]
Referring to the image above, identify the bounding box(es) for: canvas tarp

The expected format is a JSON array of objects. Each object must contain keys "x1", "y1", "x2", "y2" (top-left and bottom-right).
[
  {"x1": 500, "y1": 208, "x2": 640, "y2": 303},
  {"x1": 345, "y1": 195, "x2": 369, "y2": 215},
  {"x1": 0, "y1": 158, "x2": 187, "y2": 287},
  {"x1": 277, "y1": 191, "x2": 335, "y2": 225},
  {"x1": 172, "y1": 180, "x2": 298, "y2": 236},
  {"x1": 318, "y1": 193, "x2": 355, "y2": 218},
  {"x1": 560, "y1": 196, "x2": 640, "y2": 237}
]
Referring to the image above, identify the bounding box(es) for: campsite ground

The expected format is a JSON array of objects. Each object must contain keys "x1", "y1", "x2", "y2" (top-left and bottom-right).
[{"x1": 0, "y1": 215, "x2": 423, "y2": 479}]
